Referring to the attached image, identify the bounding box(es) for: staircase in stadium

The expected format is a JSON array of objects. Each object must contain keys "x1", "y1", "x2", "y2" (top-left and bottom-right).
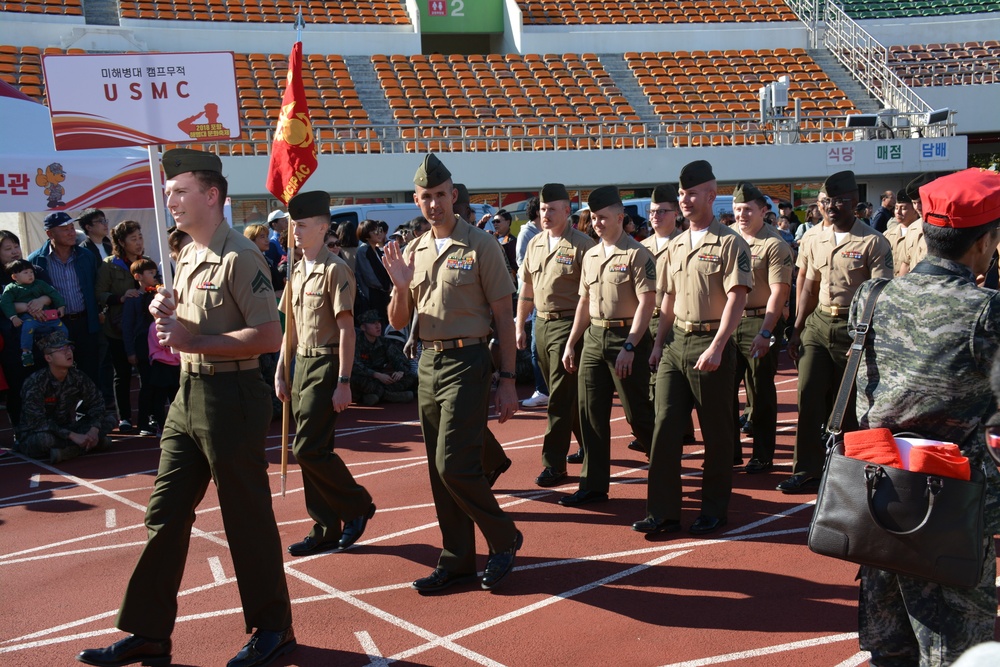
[
  {"x1": 808, "y1": 50, "x2": 883, "y2": 113},
  {"x1": 346, "y1": 55, "x2": 394, "y2": 136}
]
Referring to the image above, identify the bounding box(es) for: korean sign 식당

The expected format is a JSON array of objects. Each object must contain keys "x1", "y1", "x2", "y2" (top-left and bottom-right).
[{"x1": 41, "y1": 52, "x2": 241, "y2": 150}]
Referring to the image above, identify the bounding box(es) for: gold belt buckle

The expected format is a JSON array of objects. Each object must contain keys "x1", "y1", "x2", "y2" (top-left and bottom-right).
[{"x1": 432, "y1": 340, "x2": 445, "y2": 352}]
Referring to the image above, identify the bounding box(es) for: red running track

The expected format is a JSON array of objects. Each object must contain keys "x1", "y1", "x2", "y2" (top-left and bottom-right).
[{"x1": 1, "y1": 361, "x2": 996, "y2": 666}]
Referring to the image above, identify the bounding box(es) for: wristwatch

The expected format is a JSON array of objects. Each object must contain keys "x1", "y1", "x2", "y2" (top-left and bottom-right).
[
  {"x1": 759, "y1": 330, "x2": 772, "y2": 340},
  {"x1": 498, "y1": 371, "x2": 516, "y2": 380},
  {"x1": 623, "y1": 341, "x2": 635, "y2": 352},
  {"x1": 338, "y1": 375, "x2": 351, "y2": 384}
]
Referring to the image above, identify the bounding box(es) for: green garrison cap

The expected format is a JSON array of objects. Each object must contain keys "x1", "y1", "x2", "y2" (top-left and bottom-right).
[
  {"x1": 904, "y1": 172, "x2": 945, "y2": 201},
  {"x1": 414, "y1": 154, "x2": 452, "y2": 188},
  {"x1": 38, "y1": 330, "x2": 73, "y2": 353},
  {"x1": 650, "y1": 184, "x2": 678, "y2": 204},
  {"x1": 540, "y1": 183, "x2": 570, "y2": 202},
  {"x1": 288, "y1": 190, "x2": 330, "y2": 220},
  {"x1": 454, "y1": 183, "x2": 471, "y2": 206},
  {"x1": 678, "y1": 160, "x2": 716, "y2": 189},
  {"x1": 587, "y1": 186, "x2": 622, "y2": 211},
  {"x1": 162, "y1": 148, "x2": 222, "y2": 179},
  {"x1": 732, "y1": 181, "x2": 765, "y2": 204},
  {"x1": 820, "y1": 170, "x2": 858, "y2": 197},
  {"x1": 357, "y1": 309, "x2": 380, "y2": 325},
  {"x1": 896, "y1": 188, "x2": 912, "y2": 204}
]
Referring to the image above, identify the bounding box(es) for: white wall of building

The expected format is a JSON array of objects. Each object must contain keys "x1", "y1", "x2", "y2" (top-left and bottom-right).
[{"x1": 859, "y1": 15, "x2": 1000, "y2": 48}]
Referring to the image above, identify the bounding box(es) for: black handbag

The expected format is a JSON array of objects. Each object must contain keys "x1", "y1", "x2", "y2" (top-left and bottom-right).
[{"x1": 806, "y1": 280, "x2": 988, "y2": 588}]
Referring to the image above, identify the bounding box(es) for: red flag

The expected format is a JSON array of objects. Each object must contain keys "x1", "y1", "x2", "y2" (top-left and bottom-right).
[{"x1": 266, "y1": 41, "x2": 317, "y2": 204}]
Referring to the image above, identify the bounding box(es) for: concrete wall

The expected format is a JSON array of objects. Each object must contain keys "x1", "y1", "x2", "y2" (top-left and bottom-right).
[
  {"x1": 914, "y1": 85, "x2": 1000, "y2": 136},
  {"x1": 859, "y1": 15, "x2": 1000, "y2": 47},
  {"x1": 221, "y1": 136, "x2": 967, "y2": 198}
]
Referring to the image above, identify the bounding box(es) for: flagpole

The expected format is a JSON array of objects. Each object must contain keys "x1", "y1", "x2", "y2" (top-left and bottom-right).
[{"x1": 280, "y1": 228, "x2": 295, "y2": 497}]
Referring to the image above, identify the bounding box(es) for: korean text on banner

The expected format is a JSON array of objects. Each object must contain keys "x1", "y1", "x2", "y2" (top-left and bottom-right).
[
  {"x1": 41, "y1": 52, "x2": 241, "y2": 150},
  {"x1": 266, "y1": 41, "x2": 317, "y2": 204}
]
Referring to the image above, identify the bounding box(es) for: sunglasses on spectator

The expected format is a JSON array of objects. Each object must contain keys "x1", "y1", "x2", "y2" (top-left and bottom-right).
[{"x1": 327, "y1": 241, "x2": 341, "y2": 248}]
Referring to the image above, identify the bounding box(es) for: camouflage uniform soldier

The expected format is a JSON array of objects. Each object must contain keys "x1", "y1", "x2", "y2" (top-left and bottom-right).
[
  {"x1": 779, "y1": 170, "x2": 893, "y2": 494},
  {"x1": 15, "y1": 330, "x2": 116, "y2": 463},
  {"x1": 849, "y1": 168, "x2": 1000, "y2": 666},
  {"x1": 352, "y1": 309, "x2": 418, "y2": 406}
]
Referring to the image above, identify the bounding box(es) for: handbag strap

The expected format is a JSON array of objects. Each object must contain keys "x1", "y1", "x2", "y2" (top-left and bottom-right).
[{"x1": 825, "y1": 279, "x2": 890, "y2": 437}]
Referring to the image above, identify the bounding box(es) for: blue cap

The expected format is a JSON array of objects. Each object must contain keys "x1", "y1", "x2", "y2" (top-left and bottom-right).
[{"x1": 43, "y1": 212, "x2": 73, "y2": 229}]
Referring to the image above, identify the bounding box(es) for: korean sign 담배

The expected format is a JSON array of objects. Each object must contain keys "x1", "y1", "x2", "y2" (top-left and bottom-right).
[{"x1": 41, "y1": 52, "x2": 241, "y2": 150}]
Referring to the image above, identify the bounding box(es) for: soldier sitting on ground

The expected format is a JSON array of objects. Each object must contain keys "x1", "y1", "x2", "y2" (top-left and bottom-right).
[
  {"x1": 14, "y1": 330, "x2": 116, "y2": 463},
  {"x1": 352, "y1": 309, "x2": 417, "y2": 406}
]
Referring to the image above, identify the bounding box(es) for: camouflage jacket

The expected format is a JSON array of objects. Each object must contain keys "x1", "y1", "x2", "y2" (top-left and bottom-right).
[
  {"x1": 849, "y1": 255, "x2": 1000, "y2": 531},
  {"x1": 354, "y1": 334, "x2": 411, "y2": 378},
  {"x1": 17, "y1": 367, "x2": 107, "y2": 439}
]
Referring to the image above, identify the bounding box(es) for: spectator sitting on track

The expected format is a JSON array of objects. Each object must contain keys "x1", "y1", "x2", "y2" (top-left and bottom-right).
[
  {"x1": 14, "y1": 330, "x2": 116, "y2": 464},
  {"x1": 352, "y1": 309, "x2": 417, "y2": 406},
  {"x1": 1, "y1": 258, "x2": 66, "y2": 366}
]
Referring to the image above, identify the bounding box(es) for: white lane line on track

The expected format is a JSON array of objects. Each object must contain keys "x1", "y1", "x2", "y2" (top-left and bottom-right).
[
  {"x1": 354, "y1": 630, "x2": 388, "y2": 666},
  {"x1": 104, "y1": 509, "x2": 116, "y2": 529},
  {"x1": 833, "y1": 651, "x2": 872, "y2": 667},
  {"x1": 208, "y1": 556, "x2": 227, "y2": 584},
  {"x1": 387, "y1": 550, "x2": 693, "y2": 663},
  {"x1": 0, "y1": 468, "x2": 158, "y2": 503},
  {"x1": 0, "y1": 523, "x2": 147, "y2": 561},
  {"x1": 659, "y1": 632, "x2": 860, "y2": 667},
  {"x1": 0, "y1": 486, "x2": 153, "y2": 510},
  {"x1": 0, "y1": 541, "x2": 148, "y2": 566}
]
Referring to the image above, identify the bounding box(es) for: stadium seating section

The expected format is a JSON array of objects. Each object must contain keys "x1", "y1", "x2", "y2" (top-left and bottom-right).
[
  {"x1": 0, "y1": 45, "x2": 86, "y2": 100},
  {"x1": 0, "y1": 0, "x2": 82, "y2": 16},
  {"x1": 517, "y1": 0, "x2": 796, "y2": 24},
  {"x1": 116, "y1": 0, "x2": 410, "y2": 24},
  {"x1": 888, "y1": 41, "x2": 1000, "y2": 86},
  {"x1": 627, "y1": 49, "x2": 858, "y2": 144},
  {"x1": 839, "y1": 0, "x2": 1000, "y2": 20}
]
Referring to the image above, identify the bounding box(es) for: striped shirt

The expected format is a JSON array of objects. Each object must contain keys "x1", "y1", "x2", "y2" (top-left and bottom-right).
[{"x1": 46, "y1": 248, "x2": 85, "y2": 314}]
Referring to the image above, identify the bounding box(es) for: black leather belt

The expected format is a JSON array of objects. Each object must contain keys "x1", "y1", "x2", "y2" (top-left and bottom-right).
[{"x1": 421, "y1": 336, "x2": 488, "y2": 352}]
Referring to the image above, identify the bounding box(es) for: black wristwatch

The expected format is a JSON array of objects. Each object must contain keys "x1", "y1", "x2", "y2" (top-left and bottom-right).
[
  {"x1": 623, "y1": 341, "x2": 635, "y2": 352},
  {"x1": 338, "y1": 375, "x2": 351, "y2": 384},
  {"x1": 759, "y1": 330, "x2": 772, "y2": 340},
  {"x1": 498, "y1": 371, "x2": 516, "y2": 380}
]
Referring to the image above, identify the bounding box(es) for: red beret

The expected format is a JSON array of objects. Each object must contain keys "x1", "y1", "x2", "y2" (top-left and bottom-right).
[{"x1": 921, "y1": 168, "x2": 1000, "y2": 229}]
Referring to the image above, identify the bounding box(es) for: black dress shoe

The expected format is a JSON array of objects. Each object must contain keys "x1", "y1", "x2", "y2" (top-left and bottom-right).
[
  {"x1": 287, "y1": 535, "x2": 340, "y2": 557},
  {"x1": 632, "y1": 517, "x2": 681, "y2": 535},
  {"x1": 626, "y1": 439, "x2": 649, "y2": 453},
  {"x1": 566, "y1": 448, "x2": 584, "y2": 464},
  {"x1": 776, "y1": 472, "x2": 820, "y2": 494},
  {"x1": 740, "y1": 416, "x2": 753, "y2": 435},
  {"x1": 339, "y1": 503, "x2": 376, "y2": 550},
  {"x1": 482, "y1": 530, "x2": 523, "y2": 590},
  {"x1": 486, "y1": 458, "x2": 512, "y2": 487},
  {"x1": 412, "y1": 567, "x2": 478, "y2": 593},
  {"x1": 534, "y1": 467, "x2": 567, "y2": 487},
  {"x1": 558, "y1": 489, "x2": 608, "y2": 506},
  {"x1": 744, "y1": 458, "x2": 774, "y2": 474},
  {"x1": 76, "y1": 635, "x2": 171, "y2": 667},
  {"x1": 227, "y1": 627, "x2": 296, "y2": 667},
  {"x1": 689, "y1": 515, "x2": 727, "y2": 535}
]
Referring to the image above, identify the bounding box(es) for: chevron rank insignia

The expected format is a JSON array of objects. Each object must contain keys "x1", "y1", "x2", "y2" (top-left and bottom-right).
[
  {"x1": 884, "y1": 251, "x2": 893, "y2": 270},
  {"x1": 645, "y1": 257, "x2": 656, "y2": 280},
  {"x1": 251, "y1": 269, "x2": 272, "y2": 294},
  {"x1": 737, "y1": 250, "x2": 751, "y2": 273}
]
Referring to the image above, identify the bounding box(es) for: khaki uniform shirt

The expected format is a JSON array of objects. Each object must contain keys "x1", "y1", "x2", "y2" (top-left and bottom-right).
[
  {"x1": 279, "y1": 246, "x2": 355, "y2": 349},
  {"x1": 641, "y1": 229, "x2": 682, "y2": 310},
  {"x1": 579, "y1": 232, "x2": 656, "y2": 320},
  {"x1": 795, "y1": 223, "x2": 828, "y2": 271},
  {"x1": 904, "y1": 219, "x2": 927, "y2": 268},
  {"x1": 662, "y1": 219, "x2": 753, "y2": 323},
  {"x1": 728, "y1": 223, "x2": 794, "y2": 310},
  {"x1": 803, "y1": 218, "x2": 893, "y2": 307},
  {"x1": 884, "y1": 223, "x2": 919, "y2": 276},
  {"x1": 174, "y1": 221, "x2": 279, "y2": 364},
  {"x1": 404, "y1": 218, "x2": 515, "y2": 340},
  {"x1": 519, "y1": 227, "x2": 595, "y2": 315}
]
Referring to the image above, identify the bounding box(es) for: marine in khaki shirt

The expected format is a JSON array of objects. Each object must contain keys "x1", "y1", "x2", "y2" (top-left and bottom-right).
[
  {"x1": 560, "y1": 185, "x2": 657, "y2": 507},
  {"x1": 516, "y1": 183, "x2": 595, "y2": 488},
  {"x1": 274, "y1": 190, "x2": 374, "y2": 559},
  {"x1": 637, "y1": 160, "x2": 752, "y2": 537},
  {"x1": 728, "y1": 182, "x2": 793, "y2": 475},
  {"x1": 383, "y1": 154, "x2": 521, "y2": 593},
  {"x1": 882, "y1": 187, "x2": 921, "y2": 276},
  {"x1": 781, "y1": 170, "x2": 892, "y2": 495}
]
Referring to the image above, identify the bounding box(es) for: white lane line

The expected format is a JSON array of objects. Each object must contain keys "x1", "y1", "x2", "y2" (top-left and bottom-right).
[
  {"x1": 355, "y1": 630, "x2": 388, "y2": 666},
  {"x1": 387, "y1": 550, "x2": 691, "y2": 663},
  {"x1": 104, "y1": 510, "x2": 116, "y2": 529},
  {"x1": 0, "y1": 541, "x2": 149, "y2": 566},
  {"x1": 29, "y1": 473, "x2": 39, "y2": 488},
  {"x1": 0, "y1": 523, "x2": 146, "y2": 561},
  {"x1": 722, "y1": 501, "x2": 815, "y2": 536},
  {"x1": 659, "y1": 632, "x2": 860, "y2": 667},
  {"x1": 0, "y1": 486, "x2": 154, "y2": 510},
  {"x1": 833, "y1": 651, "x2": 872, "y2": 667},
  {"x1": 208, "y1": 556, "x2": 227, "y2": 584},
  {"x1": 284, "y1": 566, "x2": 508, "y2": 667}
]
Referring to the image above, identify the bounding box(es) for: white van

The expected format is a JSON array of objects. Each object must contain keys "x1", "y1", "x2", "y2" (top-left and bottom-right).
[{"x1": 329, "y1": 203, "x2": 494, "y2": 235}]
